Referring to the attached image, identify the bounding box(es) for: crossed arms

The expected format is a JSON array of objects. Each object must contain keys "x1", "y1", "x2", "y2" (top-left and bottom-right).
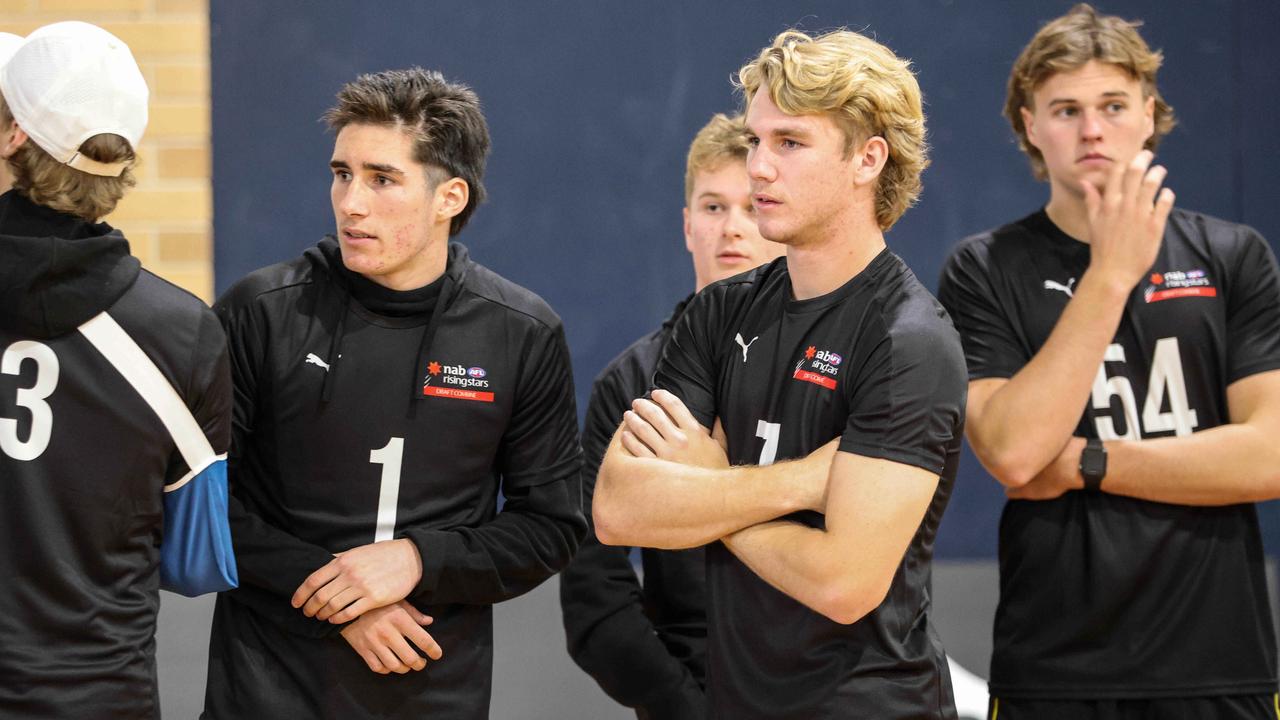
[{"x1": 593, "y1": 389, "x2": 940, "y2": 625}]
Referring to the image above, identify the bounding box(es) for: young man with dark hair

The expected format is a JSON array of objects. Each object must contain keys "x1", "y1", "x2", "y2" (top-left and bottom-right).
[
  {"x1": 559, "y1": 112, "x2": 784, "y2": 720},
  {"x1": 202, "y1": 67, "x2": 585, "y2": 719},
  {"x1": 938, "y1": 5, "x2": 1280, "y2": 718},
  {"x1": 595, "y1": 30, "x2": 965, "y2": 720},
  {"x1": 0, "y1": 22, "x2": 233, "y2": 719}
]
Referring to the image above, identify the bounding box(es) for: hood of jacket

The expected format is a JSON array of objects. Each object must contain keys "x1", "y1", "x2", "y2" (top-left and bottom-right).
[{"x1": 0, "y1": 190, "x2": 141, "y2": 339}]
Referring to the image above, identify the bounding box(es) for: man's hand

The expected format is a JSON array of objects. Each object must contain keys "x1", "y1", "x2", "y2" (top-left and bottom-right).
[
  {"x1": 293, "y1": 538, "x2": 424, "y2": 623},
  {"x1": 340, "y1": 600, "x2": 442, "y2": 674},
  {"x1": 620, "y1": 389, "x2": 728, "y2": 468},
  {"x1": 1082, "y1": 149, "x2": 1175, "y2": 292},
  {"x1": 1006, "y1": 437, "x2": 1086, "y2": 501}
]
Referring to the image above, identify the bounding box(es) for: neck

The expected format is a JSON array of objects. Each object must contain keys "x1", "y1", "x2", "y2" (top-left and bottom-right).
[
  {"x1": 365, "y1": 231, "x2": 449, "y2": 292},
  {"x1": 1044, "y1": 181, "x2": 1092, "y2": 242},
  {"x1": 785, "y1": 213, "x2": 885, "y2": 301}
]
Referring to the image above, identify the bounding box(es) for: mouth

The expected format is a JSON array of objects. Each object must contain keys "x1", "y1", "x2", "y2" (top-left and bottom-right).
[
  {"x1": 753, "y1": 193, "x2": 781, "y2": 210},
  {"x1": 342, "y1": 228, "x2": 377, "y2": 241},
  {"x1": 717, "y1": 251, "x2": 751, "y2": 265},
  {"x1": 1077, "y1": 152, "x2": 1110, "y2": 164}
]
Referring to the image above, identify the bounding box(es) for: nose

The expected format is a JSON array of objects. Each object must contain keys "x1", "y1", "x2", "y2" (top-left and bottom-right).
[
  {"x1": 747, "y1": 145, "x2": 776, "y2": 183},
  {"x1": 725, "y1": 206, "x2": 751, "y2": 240},
  {"x1": 1079, "y1": 108, "x2": 1104, "y2": 141},
  {"x1": 338, "y1": 179, "x2": 368, "y2": 218}
]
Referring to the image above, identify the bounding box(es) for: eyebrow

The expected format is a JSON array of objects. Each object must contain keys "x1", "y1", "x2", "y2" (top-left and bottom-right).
[
  {"x1": 328, "y1": 160, "x2": 406, "y2": 175},
  {"x1": 1046, "y1": 90, "x2": 1132, "y2": 106}
]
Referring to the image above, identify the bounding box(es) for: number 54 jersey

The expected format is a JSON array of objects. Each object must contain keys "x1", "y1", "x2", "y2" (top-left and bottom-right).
[
  {"x1": 938, "y1": 208, "x2": 1280, "y2": 700},
  {"x1": 204, "y1": 239, "x2": 584, "y2": 719}
]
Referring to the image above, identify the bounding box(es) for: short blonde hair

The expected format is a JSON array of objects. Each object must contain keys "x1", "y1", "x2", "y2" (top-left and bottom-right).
[
  {"x1": 684, "y1": 113, "x2": 750, "y2": 203},
  {"x1": 0, "y1": 95, "x2": 136, "y2": 221},
  {"x1": 1006, "y1": 3, "x2": 1176, "y2": 181},
  {"x1": 736, "y1": 29, "x2": 928, "y2": 231}
]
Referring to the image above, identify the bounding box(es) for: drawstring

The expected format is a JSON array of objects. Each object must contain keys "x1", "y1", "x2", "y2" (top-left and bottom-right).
[
  {"x1": 320, "y1": 292, "x2": 350, "y2": 403},
  {"x1": 411, "y1": 273, "x2": 453, "y2": 401}
]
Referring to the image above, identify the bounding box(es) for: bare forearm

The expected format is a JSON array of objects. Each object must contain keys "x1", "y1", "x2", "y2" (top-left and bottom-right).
[
  {"x1": 1105, "y1": 424, "x2": 1280, "y2": 505},
  {"x1": 971, "y1": 271, "x2": 1130, "y2": 485}
]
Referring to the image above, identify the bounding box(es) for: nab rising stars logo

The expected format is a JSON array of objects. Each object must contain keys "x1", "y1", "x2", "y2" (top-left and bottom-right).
[
  {"x1": 792, "y1": 345, "x2": 841, "y2": 390},
  {"x1": 1144, "y1": 269, "x2": 1216, "y2": 303},
  {"x1": 423, "y1": 360, "x2": 495, "y2": 402}
]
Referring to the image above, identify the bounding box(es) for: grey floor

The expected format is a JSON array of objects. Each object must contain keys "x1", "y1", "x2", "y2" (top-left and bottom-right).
[{"x1": 156, "y1": 560, "x2": 1002, "y2": 719}]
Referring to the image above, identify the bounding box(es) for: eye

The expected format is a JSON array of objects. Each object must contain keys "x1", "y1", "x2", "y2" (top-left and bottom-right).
[
  {"x1": 703, "y1": 202, "x2": 723, "y2": 213},
  {"x1": 781, "y1": 138, "x2": 801, "y2": 149},
  {"x1": 333, "y1": 169, "x2": 352, "y2": 182},
  {"x1": 374, "y1": 174, "x2": 395, "y2": 186},
  {"x1": 1105, "y1": 101, "x2": 1127, "y2": 114},
  {"x1": 745, "y1": 135, "x2": 760, "y2": 148},
  {"x1": 1053, "y1": 106, "x2": 1078, "y2": 118}
]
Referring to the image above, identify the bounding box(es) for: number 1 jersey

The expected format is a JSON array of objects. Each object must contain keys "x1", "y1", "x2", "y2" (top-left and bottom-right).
[{"x1": 938, "y1": 208, "x2": 1280, "y2": 699}]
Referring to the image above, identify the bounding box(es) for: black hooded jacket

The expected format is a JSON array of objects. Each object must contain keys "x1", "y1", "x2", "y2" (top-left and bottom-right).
[
  {"x1": 0, "y1": 189, "x2": 230, "y2": 720},
  {"x1": 203, "y1": 238, "x2": 585, "y2": 719}
]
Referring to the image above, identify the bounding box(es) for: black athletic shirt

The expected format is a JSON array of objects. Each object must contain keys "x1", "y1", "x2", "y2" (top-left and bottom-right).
[
  {"x1": 202, "y1": 239, "x2": 585, "y2": 719},
  {"x1": 0, "y1": 190, "x2": 230, "y2": 719},
  {"x1": 653, "y1": 250, "x2": 965, "y2": 720},
  {"x1": 938, "y1": 208, "x2": 1280, "y2": 699},
  {"x1": 560, "y1": 296, "x2": 708, "y2": 720}
]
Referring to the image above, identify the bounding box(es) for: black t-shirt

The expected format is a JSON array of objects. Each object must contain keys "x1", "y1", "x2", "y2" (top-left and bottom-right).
[
  {"x1": 654, "y1": 250, "x2": 966, "y2": 720},
  {"x1": 0, "y1": 192, "x2": 230, "y2": 720},
  {"x1": 938, "y1": 208, "x2": 1280, "y2": 699},
  {"x1": 203, "y1": 241, "x2": 584, "y2": 719}
]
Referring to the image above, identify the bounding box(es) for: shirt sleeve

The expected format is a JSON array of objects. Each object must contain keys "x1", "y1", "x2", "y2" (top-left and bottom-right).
[
  {"x1": 838, "y1": 308, "x2": 968, "y2": 476},
  {"x1": 652, "y1": 290, "x2": 721, "y2": 429},
  {"x1": 937, "y1": 237, "x2": 1030, "y2": 381},
  {"x1": 402, "y1": 319, "x2": 586, "y2": 606},
  {"x1": 559, "y1": 346, "x2": 706, "y2": 715},
  {"x1": 213, "y1": 288, "x2": 340, "y2": 636},
  {"x1": 1224, "y1": 226, "x2": 1280, "y2": 383}
]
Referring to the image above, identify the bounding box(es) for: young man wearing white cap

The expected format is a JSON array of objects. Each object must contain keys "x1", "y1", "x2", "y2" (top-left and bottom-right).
[{"x1": 0, "y1": 22, "x2": 234, "y2": 720}]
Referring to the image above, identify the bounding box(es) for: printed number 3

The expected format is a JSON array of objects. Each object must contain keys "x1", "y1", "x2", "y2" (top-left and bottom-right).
[
  {"x1": 1, "y1": 341, "x2": 60, "y2": 461},
  {"x1": 369, "y1": 437, "x2": 404, "y2": 542},
  {"x1": 1092, "y1": 337, "x2": 1198, "y2": 440}
]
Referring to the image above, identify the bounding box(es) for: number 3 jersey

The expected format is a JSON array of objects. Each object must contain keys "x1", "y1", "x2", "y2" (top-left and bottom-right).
[
  {"x1": 203, "y1": 239, "x2": 585, "y2": 719},
  {"x1": 653, "y1": 250, "x2": 966, "y2": 720},
  {"x1": 938, "y1": 208, "x2": 1280, "y2": 699}
]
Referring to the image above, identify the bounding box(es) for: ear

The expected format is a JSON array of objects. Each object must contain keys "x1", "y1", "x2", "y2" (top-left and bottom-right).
[
  {"x1": 852, "y1": 135, "x2": 890, "y2": 188},
  {"x1": 1141, "y1": 94, "x2": 1156, "y2": 144},
  {"x1": 1020, "y1": 106, "x2": 1040, "y2": 149},
  {"x1": 433, "y1": 177, "x2": 469, "y2": 222},
  {"x1": 683, "y1": 206, "x2": 694, "y2": 252},
  {"x1": 0, "y1": 123, "x2": 29, "y2": 159}
]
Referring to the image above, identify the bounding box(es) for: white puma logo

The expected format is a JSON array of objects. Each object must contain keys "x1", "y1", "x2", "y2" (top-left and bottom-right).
[
  {"x1": 305, "y1": 353, "x2": 331, "y2": 372},
  {"x1": 734, "y1": 333, "x2": 759, "y2": 362},
  {"x1": 1043, "y1": 278, "x2": 1076, "y2": 298}
]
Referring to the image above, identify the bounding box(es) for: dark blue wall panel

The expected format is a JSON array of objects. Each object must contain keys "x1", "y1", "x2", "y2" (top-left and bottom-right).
[{"x1": 212, "y1": 1, "x2": 1279, "y2": 558}]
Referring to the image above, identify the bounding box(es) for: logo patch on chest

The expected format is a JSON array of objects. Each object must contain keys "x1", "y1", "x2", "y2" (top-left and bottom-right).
[
  {"x1": 1144, "y1": 269, "x2": 1216, "y2": 303},
  {"x1": 792, "y1": 345, "x2": 840, "y2": 390},
  {"x1": 423, "y1": 360, "x2": 494, "y2": 402}
]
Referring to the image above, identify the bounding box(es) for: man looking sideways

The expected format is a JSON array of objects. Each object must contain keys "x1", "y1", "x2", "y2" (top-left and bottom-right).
[
  {"x1": 595, "y1": 29, "x2": 965, "y2": 720},
  {"x1": 939, "y1": 5, "x2": 1280, "y2": 719},
  {"x1": 559, "y1": 112, "x2": 784, "y2": 720},
  {"x1": 202, "y1": 68, "x2": 584, "y2": 719}
]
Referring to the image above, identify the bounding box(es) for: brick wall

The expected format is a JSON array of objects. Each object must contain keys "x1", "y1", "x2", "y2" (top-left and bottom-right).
[{"x1": 0, "y1": 0, "x2": 213, "y2": 302}]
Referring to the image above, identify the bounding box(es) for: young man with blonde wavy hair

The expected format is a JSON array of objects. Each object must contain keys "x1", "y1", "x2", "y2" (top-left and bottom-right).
[
  {"x1": 596, "y1": 29, "x2": 965, "y2": 719},
  {"x1": 939, "y1": 5, "x2": 1280, "y2": 719},
  {"x1": 560, "y1": 112, "x2": 784, "y2": 720}
]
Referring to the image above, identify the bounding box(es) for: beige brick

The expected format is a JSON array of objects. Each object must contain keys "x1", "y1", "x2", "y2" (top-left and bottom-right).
[
  {"x1": 156, "y1": 0, "x2": 206, "y2": 14},
  {"x1": 157, "y1": 146, "x2": 209, "y2": 178},
  {"x1": 102, "y1": 23, "x2": 207, "y2": 57},
  {"x1": 109, "y1": 187, "x2": 210, "y2": 222},
  {"x1": 150, "y1": 266, "x2": 212, "y2": 303},
  {"x1": 121, "y1": 228, "x2": 156, "y2": 265},
  {"x1": 153, "y1": 64, "x2": 209, "y2": 98},
  {"x1": 0, "y1": 23, "x2": 40, "y2": 36},
  {"x1": 147, "y1": 102, "x2": 209, "y2": 137},
  {"x1": 36, "y1": 0, "x2": 149, "y2": 12},
  {"x1": 157, "y1": 231, "x2": 208, "y2": 262}
]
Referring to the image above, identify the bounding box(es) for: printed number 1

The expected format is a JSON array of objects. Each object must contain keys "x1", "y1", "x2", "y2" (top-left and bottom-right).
[
  {"x1": 369, "y1": 437, "x2": 404, "y2": 542},
  {"x1": 756, "y1": 420, "x2": 780, "y2": 466}
]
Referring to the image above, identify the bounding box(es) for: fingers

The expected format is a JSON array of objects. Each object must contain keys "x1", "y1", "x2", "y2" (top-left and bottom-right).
[
  {"x1": 651, "y1": 389, "x2": 704, "y2": 433},
  {"x1": 401, "y1": 620, "x2": 444, "y2": 661},
  {"x1": 1152, "y1": 187, "x2": 1175, "y2": 231},
  {"x1": 386, "y1": 632, "x2": 428, "y2": 671},
  {"x1": 304, "y1": 582, "x2": 354, "y2": 619},
  {"x1": 631, "y1": 398, "x2": 684, "y2": 445},
  {"x1": 1136, "y1": 163, "x2": 1167, "y2": 211},
  {"x1": 622, "y1": 407, "x2": 671, "y2": 454},
  {"x1": 620, "y1": 429, "x2": 656, "y2": 458},
  {"x1": 328, "y1": 597, "x2": 375, "y2": 625},
  {"x1": 1119, "y1": 149, "x2": 1153, "y2": 211},
  {"x1": 292, "y1": 561, "x2": 341, "y2": 608},
  {"x1": 1081, "y1": 179, "x2": 1102, "y2": 222},
  {"x1": 372, "y1": 642, "x2": 410, "y2": 675},
  {"x1": 355, "y1": 647, "x2": 386, "y2": 674}
]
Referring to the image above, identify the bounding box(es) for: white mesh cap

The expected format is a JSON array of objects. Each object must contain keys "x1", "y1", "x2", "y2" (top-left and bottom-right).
[
  {"x1": 0, "y1": 33, "x2": 21, "y2": 70},
  {"x1": 0, "y1": 22, "x2": 148, "y2": 177}
]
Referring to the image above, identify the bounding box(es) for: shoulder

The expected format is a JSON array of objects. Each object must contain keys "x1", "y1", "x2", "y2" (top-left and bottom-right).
[
  {"x1": 873, "y1": 257, "x2": 965, "y2": 364},
  {"x1": 455, "y1": 255, "x2": 565, "y2": 335},
  {"x1": 684, "y1": 257, "x2": 785, "y2": 322},
  {"x1": 214, "y1": 254, "x2": 316, "y2": 317},
  {"x1": 1166, "y1": 208, "x2": 1267, "y2": 253},
  {"x1": 593, "y1": 325, "x2": 664, "y2": 397},
  {"x1": 125, "y1": 269, "x2": 221, "y2": 328},
  {"x1": 944, "y1": 211, "x2": 1044, "y2": 274}
]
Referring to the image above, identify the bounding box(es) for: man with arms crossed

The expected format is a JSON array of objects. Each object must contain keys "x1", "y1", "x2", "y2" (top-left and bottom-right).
[
  {"x1": 560, "y1": 112, "x2": 784, "y2": 720},
  {"x1": 596, "y1": 30, "x2": 965, "y2": 719},
  {"x1": 203, "y1": 68, "x2": 585, "y2": 718},
  {"x1": 938, "y1": 5, "x2": 1280, "y2": 719},
  {"x1": 0, "y1": 23, "x2": 232, "y2": 719}
]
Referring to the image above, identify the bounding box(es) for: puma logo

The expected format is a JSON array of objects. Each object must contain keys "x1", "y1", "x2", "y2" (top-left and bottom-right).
[
  {"x1": 1043, "y1": 278, "x2": 1076, "y2": 298},
  {"x1": 305, "y1": 353, "x2": 331, "y2": 372},
  {"x1": 734, "y1": 333, "x2": 759, "y2": 363}
]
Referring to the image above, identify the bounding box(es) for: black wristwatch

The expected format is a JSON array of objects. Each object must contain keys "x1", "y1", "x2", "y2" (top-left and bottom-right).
[{"x1": 1079, "y1": 437, "x2": 1106, "y2": 492}]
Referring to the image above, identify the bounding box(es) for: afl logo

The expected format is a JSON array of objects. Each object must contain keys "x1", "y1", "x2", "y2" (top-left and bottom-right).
[{"x1": 468, "y1": 367, "x2": 487, "y2": 378}]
